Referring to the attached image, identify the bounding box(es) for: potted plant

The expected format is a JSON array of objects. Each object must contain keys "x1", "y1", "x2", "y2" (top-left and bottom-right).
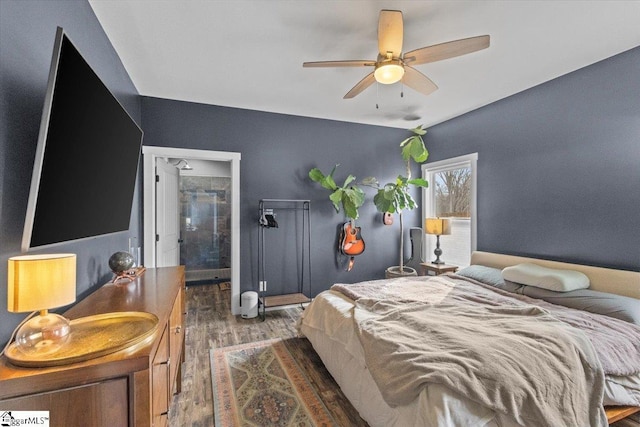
[{"x1": 363, "y1": 125, "x2": 429, "y2": 278}]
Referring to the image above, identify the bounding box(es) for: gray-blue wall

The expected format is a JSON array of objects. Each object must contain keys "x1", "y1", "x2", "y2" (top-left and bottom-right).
[
  {"x1": 0, "y1": 1, "x2": 142, "y2": 345},
  {"x1": 141, "y1": 98, "x2": 420, "y2": 296},
  {"x1": 425, "y1": 46, "x2": 640, "y2": 271}
]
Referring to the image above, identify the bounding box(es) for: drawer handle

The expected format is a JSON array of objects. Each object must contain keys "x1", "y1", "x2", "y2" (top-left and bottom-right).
[
  {"x1": 175, "y1": 325, "x2": 182, "y2": 334},
  {"x1": 157, "y1": 357, "x2": 171, "y2": 366}
]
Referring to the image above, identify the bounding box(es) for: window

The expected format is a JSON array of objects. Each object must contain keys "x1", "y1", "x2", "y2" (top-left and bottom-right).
[{"x1": 422, "y1": 153, "x2": 477, "y2": 267}]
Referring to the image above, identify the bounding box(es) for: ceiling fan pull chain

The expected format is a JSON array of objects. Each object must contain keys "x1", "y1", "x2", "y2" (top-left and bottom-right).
[
  {"x1": 376, "y1": 82, "x2": 379, "y2": 109},
  {"x1": 401, "y1": 81, "x2": 404, "y2": 98}
]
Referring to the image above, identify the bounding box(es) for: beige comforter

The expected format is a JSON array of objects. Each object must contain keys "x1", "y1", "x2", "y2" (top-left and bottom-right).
[{"x1": 333, "y1": 276, "x2": 611, "y2": 427}]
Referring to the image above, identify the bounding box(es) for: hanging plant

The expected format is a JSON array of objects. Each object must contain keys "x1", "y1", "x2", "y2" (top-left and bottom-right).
[{"x1": 308, "y1": 164, "x2": 365, "y2": 220}]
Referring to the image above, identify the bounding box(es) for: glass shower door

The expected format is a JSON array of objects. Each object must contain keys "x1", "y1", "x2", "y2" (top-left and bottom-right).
[{"x1": 179, "y1": 176, "x2": 231, "y2": 284}]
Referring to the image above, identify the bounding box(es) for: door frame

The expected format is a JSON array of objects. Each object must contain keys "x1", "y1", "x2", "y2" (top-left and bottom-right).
[{"x1": 142, "y1": 146, "x2": 242, "y2": 315}]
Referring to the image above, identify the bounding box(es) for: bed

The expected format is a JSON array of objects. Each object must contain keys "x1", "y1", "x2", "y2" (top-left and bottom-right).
[{"x1": 298, "y1": 251, "x2": 640, "y2": 426}]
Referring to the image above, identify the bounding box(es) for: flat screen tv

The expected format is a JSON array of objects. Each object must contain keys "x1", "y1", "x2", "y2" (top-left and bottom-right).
[{"x1": 22, "y1": 27, "x2": 143, "y2": 252}]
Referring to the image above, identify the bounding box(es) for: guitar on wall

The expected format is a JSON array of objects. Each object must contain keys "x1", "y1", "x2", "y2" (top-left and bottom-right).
[{"x1": 339, "y1": 220, "x2": 365, "y2": 271}]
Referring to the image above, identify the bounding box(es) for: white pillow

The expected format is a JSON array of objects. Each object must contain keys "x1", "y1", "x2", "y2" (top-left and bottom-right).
[{"x1": 502, "y1": 263, "x2": 590, "y2": 292}]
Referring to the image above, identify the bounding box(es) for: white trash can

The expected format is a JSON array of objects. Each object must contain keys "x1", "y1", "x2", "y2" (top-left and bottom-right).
[{"x1": 241, "y1": 291, "x2": 259, "y2": 319}]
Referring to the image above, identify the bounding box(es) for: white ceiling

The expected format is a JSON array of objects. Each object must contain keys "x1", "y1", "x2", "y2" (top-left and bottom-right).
[{"x1": 88, "y1": 1, "x2": 640, "y2": 129}]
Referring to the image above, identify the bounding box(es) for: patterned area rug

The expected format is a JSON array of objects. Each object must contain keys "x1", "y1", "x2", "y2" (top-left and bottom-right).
[{"x1": 210, "y1": 338, "x2": 337, "y2": 427}]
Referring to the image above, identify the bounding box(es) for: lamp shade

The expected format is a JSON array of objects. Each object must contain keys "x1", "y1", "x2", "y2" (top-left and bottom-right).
[
  {"x1": 425, "y1": 218, "x2": 451, "y2": 236},
  {"x1": 8, "y1": 254, "x2": 76, "y2": 313}
]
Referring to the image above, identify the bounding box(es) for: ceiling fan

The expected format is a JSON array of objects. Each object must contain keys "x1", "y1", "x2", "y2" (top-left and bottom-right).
[{"x1": 303, "y1": 10, "x2": 490, "y2": 99}]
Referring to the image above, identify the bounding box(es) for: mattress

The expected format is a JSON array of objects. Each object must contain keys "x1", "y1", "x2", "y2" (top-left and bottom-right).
[{"x1": 298, "y1": 288, "x2": 640, "y2": 427}]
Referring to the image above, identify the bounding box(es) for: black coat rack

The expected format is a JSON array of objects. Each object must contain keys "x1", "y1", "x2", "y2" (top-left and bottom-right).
[{"x1": 257, "y1": 199, "x2": 311, "y2": 319}]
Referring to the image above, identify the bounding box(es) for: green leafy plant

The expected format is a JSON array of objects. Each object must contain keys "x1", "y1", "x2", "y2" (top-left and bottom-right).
[
  {"x1": 363, "y1": 125, "x2": 430, "y2": 275},
  {"x1": 309, "y1": 164, "x2": 365, "y2": 220}
]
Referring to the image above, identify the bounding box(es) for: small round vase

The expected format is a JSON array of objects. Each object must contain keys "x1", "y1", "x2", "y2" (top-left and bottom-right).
[{"x1": 109, "y1": 251, "x2": 135, "y2": 274}]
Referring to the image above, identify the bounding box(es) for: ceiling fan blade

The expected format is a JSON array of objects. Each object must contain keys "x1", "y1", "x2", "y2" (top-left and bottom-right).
[
  {"x1": 344, "y1": 72, "x2": 376, "y2": 99},
  {"x1": 303, "y1": 60, "x2": 375, "y2": 68},
  {"x1": 402, "y1": 66, "x2": 438, "y2": 96},
  {"x1": 404, "y1": 35, "x2": 490, "y2": 65},
  {"x1": 378, "y1": 10, "x2": 403, "y2": 58}
]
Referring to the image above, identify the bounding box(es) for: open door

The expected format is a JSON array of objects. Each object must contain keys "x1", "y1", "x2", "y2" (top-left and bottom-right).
[
  {"x1": 143, "y1": 147, "x2": 241, "y2": 315},
  {"x1": 156, "y1": 159, "x2": 180, "y2": 267}
]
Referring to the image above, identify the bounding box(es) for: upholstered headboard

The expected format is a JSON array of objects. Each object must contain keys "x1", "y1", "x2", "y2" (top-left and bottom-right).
[{"x1": 471, "y1": 251, "x2": 640, "y2": 299}]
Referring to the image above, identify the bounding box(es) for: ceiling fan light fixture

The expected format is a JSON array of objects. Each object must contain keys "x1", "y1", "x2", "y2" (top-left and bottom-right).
[
  {"x1": 304, "y1": 10, "x2": 489, "y2": 99},
  {"x1": 374, "y1": 60, "x2": 404, "y2": 84}
]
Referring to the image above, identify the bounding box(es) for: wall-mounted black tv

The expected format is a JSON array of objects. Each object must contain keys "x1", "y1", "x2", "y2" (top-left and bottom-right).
[{"x1": 22, "y1": 27, "x2": 143, "y2": 252}]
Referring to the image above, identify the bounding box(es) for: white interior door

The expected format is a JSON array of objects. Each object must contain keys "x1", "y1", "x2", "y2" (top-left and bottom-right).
[{"x1": 156, "y1": 158, "x2": 180, "y2": 267}]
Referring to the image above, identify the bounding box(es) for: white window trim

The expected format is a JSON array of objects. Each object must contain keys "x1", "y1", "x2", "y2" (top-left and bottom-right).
[{"x1": 421, "y1": 153, "x2": 478, "y2": 264}]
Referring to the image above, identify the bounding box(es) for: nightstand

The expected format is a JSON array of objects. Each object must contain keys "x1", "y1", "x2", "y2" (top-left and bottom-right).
[{"x1": 420, "y1": 262, "x2": 458, "y2": 276}]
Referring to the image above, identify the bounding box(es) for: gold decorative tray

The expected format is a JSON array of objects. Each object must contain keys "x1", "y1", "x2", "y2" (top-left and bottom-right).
[{"x1": 5, "y1": 311, "x2": 159, "y2": 368}]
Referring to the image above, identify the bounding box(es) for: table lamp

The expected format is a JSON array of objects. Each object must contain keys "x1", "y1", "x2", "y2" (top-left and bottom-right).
[
  {"x1": 7, "y1": 253, "x2": 76, "y2": 355},
  {"x1": 425, "y1": 218, "x2": 451, "y2": 264}
]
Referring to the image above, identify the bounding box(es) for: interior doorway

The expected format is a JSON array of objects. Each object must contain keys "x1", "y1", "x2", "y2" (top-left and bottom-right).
[{"x1": 142, "y1": 146, "x2": 242, "y2": 315}]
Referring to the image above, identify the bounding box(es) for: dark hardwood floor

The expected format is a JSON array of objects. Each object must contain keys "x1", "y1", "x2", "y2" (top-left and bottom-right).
[{"x1": 168, "y1": 282, "x2": 367, "y2": 426}]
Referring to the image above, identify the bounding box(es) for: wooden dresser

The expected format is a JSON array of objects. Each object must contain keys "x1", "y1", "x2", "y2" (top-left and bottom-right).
[{"x1": 0, "y1": 266, "x2": 185, "y2": 427}]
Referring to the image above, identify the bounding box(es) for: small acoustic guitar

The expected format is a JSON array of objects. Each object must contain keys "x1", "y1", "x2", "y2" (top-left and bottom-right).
[{"x1": 339, "y1": 220, "x2": 365, "y2": 271}]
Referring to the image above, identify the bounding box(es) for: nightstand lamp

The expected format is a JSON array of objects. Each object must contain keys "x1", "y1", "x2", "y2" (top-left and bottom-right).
[
  {"x1": 7, "y1": 253, "x2": 76, "y2": 355},
  {"x1": 425, "y1": 218, "x2": 451, "y2": 264}
]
